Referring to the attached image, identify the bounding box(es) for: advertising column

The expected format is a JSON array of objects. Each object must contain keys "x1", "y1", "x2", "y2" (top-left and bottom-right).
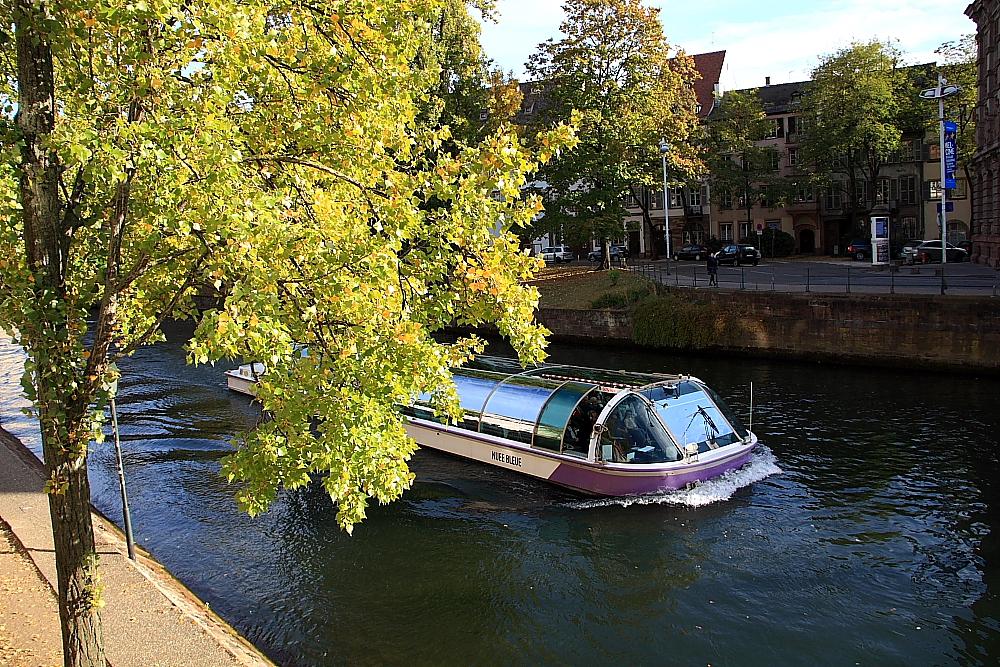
[{"x1": 871, "y1": 216, "x2": 889, "y2": 266}]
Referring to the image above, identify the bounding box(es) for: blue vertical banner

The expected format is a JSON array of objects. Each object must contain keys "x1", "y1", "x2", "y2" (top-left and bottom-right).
[{"x1": 943, "y1": 121, "x2": 958, "y2": 189}]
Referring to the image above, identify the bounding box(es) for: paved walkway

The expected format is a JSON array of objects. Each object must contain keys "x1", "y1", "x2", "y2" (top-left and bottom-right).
[{"x1": 0, "y1": 428, "x2": 276, "y2": 667}]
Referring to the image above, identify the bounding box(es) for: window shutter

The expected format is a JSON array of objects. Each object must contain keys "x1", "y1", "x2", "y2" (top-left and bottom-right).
[
  {"x1": 787, "y1": 116, "x2": 796, "y2": 135},
  {"x1": 776, "y1": 117, "x2": 785, "y2": 137}
]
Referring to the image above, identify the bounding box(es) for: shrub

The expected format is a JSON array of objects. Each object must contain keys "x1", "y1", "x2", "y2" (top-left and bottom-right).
[
  {"x1": 590, "y1": 284, "x2": 654, "y2": 309},
  {"x1": 629, "y1": 292, "x2": 749, "y2": 349}
]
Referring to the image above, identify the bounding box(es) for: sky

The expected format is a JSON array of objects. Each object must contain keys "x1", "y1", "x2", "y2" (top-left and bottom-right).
[{"x1": 478, "y1": 0, "x2": 976, "y2": 91}]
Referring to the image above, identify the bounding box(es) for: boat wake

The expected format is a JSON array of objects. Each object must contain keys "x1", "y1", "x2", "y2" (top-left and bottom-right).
[{"x1": 568, "y1": 445, "x2": 782, "y2": 509}]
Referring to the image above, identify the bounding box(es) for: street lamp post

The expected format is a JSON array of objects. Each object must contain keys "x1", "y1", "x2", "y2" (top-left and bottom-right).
[
  {"x1": 920, "y1": 75, "x2": 961, "y2": 295},
  {"x1": 659, "y1": 138, "x2": 671, "y2": 275}
]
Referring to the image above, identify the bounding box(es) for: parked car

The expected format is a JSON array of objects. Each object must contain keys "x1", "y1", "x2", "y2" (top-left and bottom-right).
[
  {"x1": 903, "y1": 240, "x2": 969, "y2": 264},
  {"x1": 896, "y1": 239, "x2": 924, "y2": 260},
  {"x1": 540, "y1": 245, "x2": 574, "y2": 263},
  {"x1": 672, "y1": 245, "x2": 711, "y2": 261},
  {"x1": 587, "y1": 246, "x2": 629, "y2": 263},
  {"x1": 716, "y1": 244, "x2": 760, "y2": 266},
  {"x1": 846, "y1": 239, "x2": 872, "y2": 260}
]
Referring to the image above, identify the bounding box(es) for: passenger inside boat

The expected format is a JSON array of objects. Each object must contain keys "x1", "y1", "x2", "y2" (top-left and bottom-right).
[
  {"x1": 600, "y1": 395, "x2": 682, "y2": 464},
  {"x1": 564, "y1": 391, "x2": 606, "y2": 455}
]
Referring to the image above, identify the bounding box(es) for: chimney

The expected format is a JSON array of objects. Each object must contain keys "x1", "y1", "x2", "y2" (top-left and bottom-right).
[{"x1": 765, "y1": 76, "x2": 771, "y2": 86}]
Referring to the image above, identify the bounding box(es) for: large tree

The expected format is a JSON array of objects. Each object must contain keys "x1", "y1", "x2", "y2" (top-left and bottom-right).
[
  {"x1": 707, "y1": 89, "x2": 791, "y2": 245},
  {"x1": 525, "y1": 0, "x2": 702, "y2": 268},
  {"x1": 0, "y1": 0, "x2": 574, "y2": 664},
  {"x1": 414, "y1": 0, "x2": 524, "y2": 148},
  {"x1": 800, "y1": 40, "x2": 923, "y2": 237}
]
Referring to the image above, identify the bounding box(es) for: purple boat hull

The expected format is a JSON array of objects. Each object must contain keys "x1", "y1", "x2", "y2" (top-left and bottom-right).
[
  {"x1": 405, "y1": 419, "x2": 757, "y2": 497},
  {"x1": 547, "y1": 446, "x2": 756, "y2": 496}
]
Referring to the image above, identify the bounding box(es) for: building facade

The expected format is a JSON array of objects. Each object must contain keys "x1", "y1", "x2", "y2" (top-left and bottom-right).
[
  {"x1": 709, "y1": 79, "x2": 971, "y2": 256},
  {"x1": 966, "y1": 0, "x2": 1000, "y2": 268}
]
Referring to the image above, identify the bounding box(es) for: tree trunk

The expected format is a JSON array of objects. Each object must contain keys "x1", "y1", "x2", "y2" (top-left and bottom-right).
[
  {"x1": 600, "y1": 237, "x2": 611, "y2": 271},
  {"x1": 635, "y1": 186, "x2": 659, "y2": 261},
  {"x1": 44, "y1": 415, "x2": 106, "y2": 667},
  {"x1": 15, "y1": 3, "x2": 108, "y2": 665}
]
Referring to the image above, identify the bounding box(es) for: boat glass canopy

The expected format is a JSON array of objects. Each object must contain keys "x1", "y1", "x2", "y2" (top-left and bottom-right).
[
  {"x1": 406, "y1": 357, "x2": 745, "y2": 464},
  {"x1": 599, "y1": 395, "x2": 682, "y2": 463},
  {"x1": 480, "y1": 375, "x2": 559, "y2": 444}
]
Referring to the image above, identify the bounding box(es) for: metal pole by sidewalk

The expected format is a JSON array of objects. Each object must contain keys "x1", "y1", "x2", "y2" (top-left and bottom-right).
[
  {"x1": 110, "y1": 396, "x2": 136, "y2": 561},
  {"x1": 938, "y1": 75, "x2": 948, "y2": 296}
]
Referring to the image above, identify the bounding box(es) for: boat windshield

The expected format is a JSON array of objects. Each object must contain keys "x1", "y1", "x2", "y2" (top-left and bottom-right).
[
  {"x1": 599, "y1": 395, "x2": 682, "y2": 464},
  {"x1": 650, "y1": 381, "x2": 743, "y2": 454}
]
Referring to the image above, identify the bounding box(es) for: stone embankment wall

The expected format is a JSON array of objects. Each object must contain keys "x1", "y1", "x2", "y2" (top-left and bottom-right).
[{"x1": 535, "y1": 292, "x2": 1000, "y2": 373}]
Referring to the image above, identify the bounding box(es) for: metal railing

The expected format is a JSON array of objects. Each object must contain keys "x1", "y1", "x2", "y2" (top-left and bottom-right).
[{"x1": 625, "y1": 261, "x2": 1000, "y2": 296}]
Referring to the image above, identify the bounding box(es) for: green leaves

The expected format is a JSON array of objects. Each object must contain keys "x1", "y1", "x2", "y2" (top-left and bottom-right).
[
  {"x1": 798, "y1": 40, "x2": 917, "y2": 231},
  {"x1": 707, "y1": 90, "x2": 793, "y2": 217},
  {"x1": 4, "y1": 0, "x2": 574, "y2": 534}
]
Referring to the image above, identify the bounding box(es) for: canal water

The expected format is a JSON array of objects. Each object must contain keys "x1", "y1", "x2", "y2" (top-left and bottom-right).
[{"x1": 0, "y1": 322, "x2": 997, "y2": 667}]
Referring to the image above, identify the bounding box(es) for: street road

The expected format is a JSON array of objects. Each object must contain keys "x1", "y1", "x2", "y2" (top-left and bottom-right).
[{"x1": 608, "y1": 258, "x2": 1000, "y2": 296}]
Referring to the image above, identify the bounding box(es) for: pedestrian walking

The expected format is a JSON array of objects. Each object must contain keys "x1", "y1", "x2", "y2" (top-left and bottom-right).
[{"x1": 707, "y1": 252, "x2": 719, "y2": 287}]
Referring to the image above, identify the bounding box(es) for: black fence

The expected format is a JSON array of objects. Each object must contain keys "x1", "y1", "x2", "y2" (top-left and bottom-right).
[{"x1": 626, "y1": 261, "x2": 1000, "y2": 296}]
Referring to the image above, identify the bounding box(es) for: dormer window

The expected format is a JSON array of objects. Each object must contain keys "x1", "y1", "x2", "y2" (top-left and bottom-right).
[{"x1": 479, "y1": 111, "x2": 489, "y2": 121}]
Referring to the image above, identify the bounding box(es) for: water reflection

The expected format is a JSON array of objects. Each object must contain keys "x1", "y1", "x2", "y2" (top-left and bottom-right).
[{"x1": 0, "y1": 326, "x2": 997, "y2": 666}]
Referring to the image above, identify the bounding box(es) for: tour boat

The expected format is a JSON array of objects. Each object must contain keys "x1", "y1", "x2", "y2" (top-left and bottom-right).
[{"x1": 226, "y1": 355, "x2": 758, "y2": 496}]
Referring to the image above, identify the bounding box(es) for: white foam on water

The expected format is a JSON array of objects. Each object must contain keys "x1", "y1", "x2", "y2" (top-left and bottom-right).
[{"x1": 568, "y1": 445, "x2": 782, "y2": 510}]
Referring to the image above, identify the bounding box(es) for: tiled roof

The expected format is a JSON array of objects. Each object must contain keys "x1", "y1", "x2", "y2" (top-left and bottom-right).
[
  {"x1": 755, "y1": 81, "x2": 810, "y2": 114},
  {"x1": 691, "y1": 51, "x2": 726, "y2": 118}
]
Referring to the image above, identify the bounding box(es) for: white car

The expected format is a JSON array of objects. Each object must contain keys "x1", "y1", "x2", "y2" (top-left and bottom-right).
[{"x1": 540, "y1": 245, "x2": 574, "y2": 263}]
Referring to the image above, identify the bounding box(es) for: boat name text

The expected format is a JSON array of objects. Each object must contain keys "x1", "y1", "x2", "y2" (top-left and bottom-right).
[{"x1": 492, "y1": 451, "x2": 522, "y2": 467}]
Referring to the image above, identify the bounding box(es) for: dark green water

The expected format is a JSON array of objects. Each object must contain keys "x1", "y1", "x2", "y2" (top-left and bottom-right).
[{"x1": 1, "y1": 323, "x2": 997, "y2": 666}]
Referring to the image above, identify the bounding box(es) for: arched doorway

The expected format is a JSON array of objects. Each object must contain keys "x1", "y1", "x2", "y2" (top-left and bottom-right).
[
  {"x1": 799, "y1": 228, "x2": 816, "y2": 254},
  {"x1": 946, "y1": 220, "x2": 968, "y2": 246}
]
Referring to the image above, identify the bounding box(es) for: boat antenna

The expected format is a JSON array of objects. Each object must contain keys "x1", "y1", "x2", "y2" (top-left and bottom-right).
[{"x1": 749, "y1": 382, "x2": 754, "y2": 434}]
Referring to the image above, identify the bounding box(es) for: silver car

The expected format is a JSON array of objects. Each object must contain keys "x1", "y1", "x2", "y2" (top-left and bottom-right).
[
  {"x1": 540, "y1": 245, "x2": 574, "y2": 263},
  {"x1": 903, "y1": 240, "x2": 968, "y2": 264}
]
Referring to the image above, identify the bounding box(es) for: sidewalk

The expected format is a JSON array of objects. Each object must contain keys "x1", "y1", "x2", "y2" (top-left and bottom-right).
[{"x1": 0, "y1": 428, "x2": 276, "y2": 667}]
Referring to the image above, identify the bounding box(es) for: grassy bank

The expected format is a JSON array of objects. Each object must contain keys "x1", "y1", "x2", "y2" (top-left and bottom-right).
[
  {"x1": 533, "y1": 268, "x2": 655, "y2": 309},
  {"x1": 533, "y1": 269, "x2": 749, "y2": 349}
]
